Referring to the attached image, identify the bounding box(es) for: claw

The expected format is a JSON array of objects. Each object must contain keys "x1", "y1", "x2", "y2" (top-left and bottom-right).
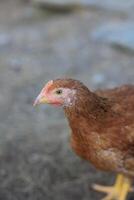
[{"x1": 92, "y1": 174, "x2": 132, "y2": 200}]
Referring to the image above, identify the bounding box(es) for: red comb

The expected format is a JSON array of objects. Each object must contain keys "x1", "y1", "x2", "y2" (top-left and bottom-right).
[{"x1": 44, "y1": 80, "x2": 54, "y2": 93}]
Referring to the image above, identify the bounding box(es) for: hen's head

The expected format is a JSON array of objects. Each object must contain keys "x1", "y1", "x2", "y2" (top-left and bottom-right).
[{"x1": 34, "y1": 78, "x2": 89, "y2": 107}]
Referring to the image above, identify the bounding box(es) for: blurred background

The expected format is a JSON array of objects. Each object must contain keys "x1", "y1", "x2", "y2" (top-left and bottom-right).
[{"x1": 0, "y1": 0, "x2": 134, "y2": 199}]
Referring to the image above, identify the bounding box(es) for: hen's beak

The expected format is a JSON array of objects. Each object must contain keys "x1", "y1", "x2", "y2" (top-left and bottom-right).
[{"x1": 33, "y1": 92, "x2": 49, "y2": 106}]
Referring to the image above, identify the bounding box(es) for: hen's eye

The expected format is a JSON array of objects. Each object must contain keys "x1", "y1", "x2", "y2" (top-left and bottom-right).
[{"x1": 55, "y1": 89, "x2": 62, "y2": 95}]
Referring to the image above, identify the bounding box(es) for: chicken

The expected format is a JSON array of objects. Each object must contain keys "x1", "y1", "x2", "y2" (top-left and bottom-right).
[{"x1": 34, "y1": 78, "x2": 134, "y2": 200}]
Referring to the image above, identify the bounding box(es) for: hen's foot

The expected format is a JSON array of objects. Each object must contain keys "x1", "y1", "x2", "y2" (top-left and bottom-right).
[{"x1": 92, "y1": 174, "x2": 132, "y2": 200}]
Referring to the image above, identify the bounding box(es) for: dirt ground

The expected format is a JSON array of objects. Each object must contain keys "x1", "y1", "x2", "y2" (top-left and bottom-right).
[{"x1": 0, "y1": 0, "x2": 134, "y2": 200}]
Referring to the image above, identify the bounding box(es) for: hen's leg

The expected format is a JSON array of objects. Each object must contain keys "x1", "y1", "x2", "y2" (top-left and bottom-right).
[
  {"x1": 92, "y1": 174, "x2": 132, "y2": 200},
  {"x1": 119, "y1": 176, "x2": 131, "y2": 200}
]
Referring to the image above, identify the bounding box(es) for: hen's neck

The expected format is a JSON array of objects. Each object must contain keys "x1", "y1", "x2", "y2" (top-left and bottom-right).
[{"x1": 64, "y1": 90, "x2": 111, "y2": 127}]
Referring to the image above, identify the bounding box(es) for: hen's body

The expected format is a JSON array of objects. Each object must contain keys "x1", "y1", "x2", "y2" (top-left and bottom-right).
[
  {"x1": 35, "y1": 79, "x2": 134, "y2": 200},
  {"x1": 65, "y1": 84, "x2": 134, "y2": 177}
]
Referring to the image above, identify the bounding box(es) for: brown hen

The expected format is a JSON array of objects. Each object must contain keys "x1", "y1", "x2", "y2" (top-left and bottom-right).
[{"x1": 34, "y1": 79, "x2": 134, "y2": 200}]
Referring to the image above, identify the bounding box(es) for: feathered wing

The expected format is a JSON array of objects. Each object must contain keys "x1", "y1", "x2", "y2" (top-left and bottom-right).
[{"x1": 95, "y1": 85, "x2": 134, "y2": 176}]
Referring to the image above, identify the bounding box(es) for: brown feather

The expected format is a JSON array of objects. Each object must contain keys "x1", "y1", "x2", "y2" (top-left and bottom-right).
[{"x1": 52, "y1": 79, "x2": 134, "y2": 177}]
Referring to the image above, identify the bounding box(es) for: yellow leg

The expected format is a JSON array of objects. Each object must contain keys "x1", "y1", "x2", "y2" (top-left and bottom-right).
[
  {"x1": 92, "y1": 174, "x2": 132, "y2": 200},
  {"x1": 119, "y1": 177, "x2": 131, "y2": 200}
]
